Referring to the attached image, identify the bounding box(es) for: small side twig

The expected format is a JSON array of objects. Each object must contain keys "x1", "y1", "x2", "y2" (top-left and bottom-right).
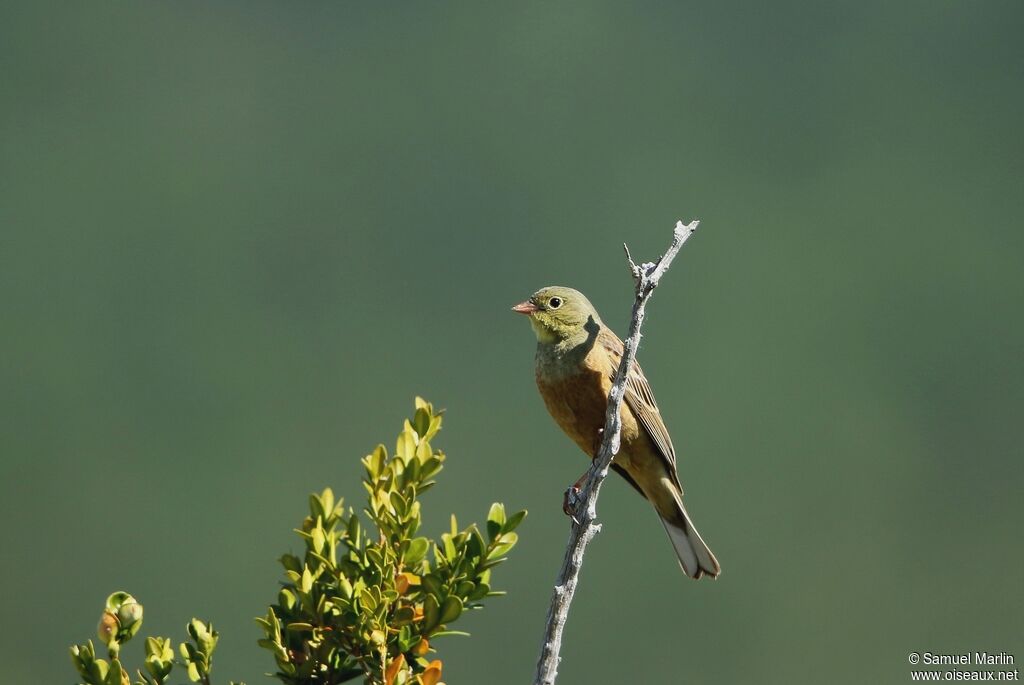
[{"x1": 532, "y1": 219, "x2": 701, "y2": 685}]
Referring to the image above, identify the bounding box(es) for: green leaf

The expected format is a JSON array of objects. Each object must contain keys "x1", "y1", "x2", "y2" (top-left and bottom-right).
[
  {"x1": 502, "y1": 509, "x2": 528, "y2": 534},
  {"x1": 144, "y1": 636, "x2": 173, "y2": 662},
  {"x1": 420, "y1": 456, "x2": 443, "y2": 479},
  {"x1": 441, "y1": 534, "x2": 456, "y2": 563},
  {"x1": 405, "y1": 537, "x2": 429, "y2": 564},
  {"x1": 468, "y1": 582, "x2": 491, "y2": 601},
  {"x1": 390, "y1": 491, "x2": 407, "y2": 518},
  {"x1": 421, "y1": 573, "x2": 443, "y2": 598},
  {"x1": 278, "y1": 588, "x2": 296, "y2": 611},
  {"x1": 429, "y1": 630, "x2": 471, "y2": 639},
  {"x1": 346, "y1": 514, "x2": 361, "y2": 549},
  {"x1": 393, "y1": 606, "x2": 415, "y2": 625},
  {"x1": 398, "y1": 625, "x2": 414, "y2": 651},
  {"x1": 143, "y1": 636, "x2": 174, "y2": 681},
  {"x1": 279, "y1": 553, "x2": 301, "y2": 573},
  {"x1": 428, "y1": 412, "x2": 443, "y2": 438},
  {"x1": 337, "y1": 574, "x2": 353, "y2": 600},
  {"x1": 104, "y1": 659, "x2": 124, "y2": 685},
  {"x1": 423, "y1": 594, "x2": 440, "y2": 631},
  {"x1": 360, "y1": 588, "x2": 378, "y2": 612},
  {"x1": 320, "y1": 488, "x2": 334, "y2": 515},
  {"x1": 396, "y1": 422, "x2": 417, "y2": 460},
  {"x1": 309, "y1": 493, "x2": 325, "y2": 521},
  {"x1": 300, "y1": 566, "x2": 313, "y2": 594},
  {"x1": 362, "y1": 445, "x2": 386, "y2": 480},
  {"x1": 187, "y1": 619, "x2": 218, "y2": 656},
  {"x1": 491, "y1": 532, "x2": 519, "y2": 557},
  {"x1": 88, "y1": 657, "x2": 110, "y2": 684},
  {"x1": 404, "y1": 456, "x2": 421, "y2": 485},
  {"x1": 479, "y1": 556, "x2": 508, "y2": 571},
  {"x1": 486, "y1": 503, "x2": 506, "y2": 540},
  {"x1": 69, "y1": 647, "x2": 86, "y2": 679},
  {"x1": 412, "y1": 407, "x2": 431, "y2": 438},
  {"x1": 438, "y1": 596, "x2": 463, "y2": 625},
  {"x1": 467, "y1": 527, "x2": 486, "y2": 560},
  {"x1": 311, "y1": 524, "x2": 326, "y2": 554}
]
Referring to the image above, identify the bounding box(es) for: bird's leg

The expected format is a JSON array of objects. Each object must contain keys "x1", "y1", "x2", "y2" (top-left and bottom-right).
[
  {"x1": 564, "y1": 428, "x2": 608, "y2": 521},
  {"x1": 563, "y1": 426, "x2": 608, "y2": 520}
]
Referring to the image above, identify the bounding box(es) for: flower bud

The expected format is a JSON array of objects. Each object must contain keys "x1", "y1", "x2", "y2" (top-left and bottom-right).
[
  {"x1": 116, "y1": 600, "x2": 143, "y2": 631},
  {"x1": 104, "y1": 591, "x2": 144, "y2": 642},
  {"x1": 97, "y1": 611, "x2": 119, "y2": 643}
]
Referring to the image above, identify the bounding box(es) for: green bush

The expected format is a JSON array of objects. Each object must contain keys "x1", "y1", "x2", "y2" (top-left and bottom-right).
[
  {"x1": 70, "y1": 592, "x2": 232, "y2": 685},
  {"x1": 258, "y1": 397, "x2": 525, "y2": 685},
  {"x1": 70, "y1": 398, "x2": 525, "y2": 685}
]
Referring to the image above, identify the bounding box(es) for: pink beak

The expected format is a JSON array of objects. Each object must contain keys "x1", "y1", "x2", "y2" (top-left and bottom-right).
[{"x1": 512, "y1": 300, "x2": 539, "y2": 315}]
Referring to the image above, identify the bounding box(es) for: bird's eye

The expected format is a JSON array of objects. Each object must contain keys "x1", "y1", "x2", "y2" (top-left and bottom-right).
[{"x1": 548, "y1": 297, "x2": 563, "y2": 309}]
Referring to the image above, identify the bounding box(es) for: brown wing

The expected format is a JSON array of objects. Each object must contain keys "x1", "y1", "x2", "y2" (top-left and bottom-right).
[{"x1": 599, "y1": 329, "x2": 682, "y2": 489}]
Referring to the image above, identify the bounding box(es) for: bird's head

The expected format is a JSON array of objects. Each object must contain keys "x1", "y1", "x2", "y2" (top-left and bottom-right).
[{"x1": 512, "y1": 286, "x2": 601, "y2": 344}]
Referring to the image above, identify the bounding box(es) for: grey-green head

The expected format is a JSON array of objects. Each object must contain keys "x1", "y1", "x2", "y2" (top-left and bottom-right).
[{"x1": 512, "y1": 286, "x2": 602, "y2": 344}]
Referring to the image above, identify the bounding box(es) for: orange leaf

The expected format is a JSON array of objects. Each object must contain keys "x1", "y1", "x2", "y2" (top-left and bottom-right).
[
  {"x1": 395, "y1": 572, "x2": 421, "y2": 595},
  {"x1": 385, "y1": 653, "x2": 406, "y2": 685},
  {"x1": 418, "y1": 660, "x2": 443, "y2": 685}
]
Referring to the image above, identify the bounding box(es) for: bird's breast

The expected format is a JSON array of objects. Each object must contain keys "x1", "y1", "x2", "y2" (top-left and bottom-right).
[
  {"x1": 535, "y1": 365, "x2": 611, "y2": 458},
  {"x1": 534, "y1": 341, "x2": 645, "y2": 462}
]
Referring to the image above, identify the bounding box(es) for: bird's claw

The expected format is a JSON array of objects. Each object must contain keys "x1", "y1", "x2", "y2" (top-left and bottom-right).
[{"x1": 562, "y1": 485, "x2": 582, "y2": 522}]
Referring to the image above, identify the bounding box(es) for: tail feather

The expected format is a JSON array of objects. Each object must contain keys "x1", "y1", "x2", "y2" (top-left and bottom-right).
[{"x1": 659, "y1": 504, "x2": 720, "y2": 580}]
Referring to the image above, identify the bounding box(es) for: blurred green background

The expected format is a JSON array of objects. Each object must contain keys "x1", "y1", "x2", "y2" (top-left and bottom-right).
[{"x1": 2, "y1": 2, "x2": 1022, "y2": 683}]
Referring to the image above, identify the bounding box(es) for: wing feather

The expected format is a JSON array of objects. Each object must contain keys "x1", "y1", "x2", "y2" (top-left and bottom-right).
[{"x1": 599, "y1": 330, "x2": 681, "y2": 488}]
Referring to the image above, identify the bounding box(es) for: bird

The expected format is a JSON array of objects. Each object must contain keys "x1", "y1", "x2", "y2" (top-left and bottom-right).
[{"x1": 513, "y1": 285, "x2": 720, "y2": 579}]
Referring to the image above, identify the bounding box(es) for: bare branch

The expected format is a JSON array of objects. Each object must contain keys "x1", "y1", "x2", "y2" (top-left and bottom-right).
[{"x1": 533, "y1": 219, "x2": 701, "y2": 685}]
